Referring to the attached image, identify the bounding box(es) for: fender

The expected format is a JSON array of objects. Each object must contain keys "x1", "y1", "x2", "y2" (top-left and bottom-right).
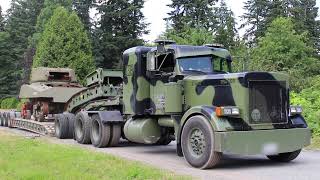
[
  {"x1": 290, "y1": 114, "x2": 308, "y2": 128},
  {"x1": 175, "y1": 105, "x2": 234, "y2": 156},
  {"x1": 87, "y1": 111, "x2": 123, "y2": 123}
]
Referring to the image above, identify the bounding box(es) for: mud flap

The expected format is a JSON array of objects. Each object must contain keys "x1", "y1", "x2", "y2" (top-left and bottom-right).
[{"x1": 87, "y1": 111, "x2": 123, "y2": 123}]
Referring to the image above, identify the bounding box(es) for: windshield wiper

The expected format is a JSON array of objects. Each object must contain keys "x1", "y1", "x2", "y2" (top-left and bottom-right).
[{"x1": 183, "y1": 70, "x2": 207, "y2": 74}]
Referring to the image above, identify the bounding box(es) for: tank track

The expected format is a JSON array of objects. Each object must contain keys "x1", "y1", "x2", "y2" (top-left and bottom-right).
[{"x1": 9, "y1": 118, "x2": 55, "y2": 136}]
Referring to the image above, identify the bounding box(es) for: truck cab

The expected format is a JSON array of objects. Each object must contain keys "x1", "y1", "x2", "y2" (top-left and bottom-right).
[{"x1": 122, "y1": 40, "x2": 311, "y2": 169}]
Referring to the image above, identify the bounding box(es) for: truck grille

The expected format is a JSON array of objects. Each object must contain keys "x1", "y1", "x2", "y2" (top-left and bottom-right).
[{"x1": 249, "y1": 80, "x2": 288, "y2": 124}]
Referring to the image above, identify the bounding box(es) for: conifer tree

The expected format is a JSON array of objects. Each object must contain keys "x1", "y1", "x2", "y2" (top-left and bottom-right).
[
  {"x1": 213, "y1": 0, "x2": 238, "y2": 49},
  {"x1": 166, "y1": 0, "x2": 218, "y2": 32},
  {"x1": 33, "y1": 7, "x2": 95, "y2": 82},
  {"x1": 94, "y1": 0, "x2": 148, "y2": 68}
]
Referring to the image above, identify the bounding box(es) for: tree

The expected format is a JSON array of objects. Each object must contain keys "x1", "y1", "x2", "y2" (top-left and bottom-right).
[
  {"x1": 25, "y1": 0, "x2": 72, "y2": 84},
  {"x1": 241, "y1": 0, "x2": 320, "y2": 50},
  {"x1": 213, "y1": 0, "x2": 238, "y2": 49},
  {"x1": 73, "y1": 0, "x2": 93, "y2": 32},
  {"x1": 0, "y1": 6, "x2": 5, "y2": 32},
  {"x1": 0, "y1": 32, "x2": 20, "y2": 97},
  {"x1": 240, "y1": 0, "x2": 270, "y2": 43},
  {"x1": 290, "y1": 0, "x2": 320, "y2": 52},
  {"x1": 250, "y1": 17, "x2": 319, "y2": 91},
  {"x1": 33, "y1": 7, "x2": 95, "y2": 82},
  {"x1": 166, "y1": 0, "x2": 218, "y2": 32},
  {"x1": 1, "y1": 0, "x2": 45, "y2": 95},
  {"x1": 94, "y1": 0, "x2": 148, "y2": 68},
  {"x1": 163, "y1": 25, "x2": 214, "y2": 46}
]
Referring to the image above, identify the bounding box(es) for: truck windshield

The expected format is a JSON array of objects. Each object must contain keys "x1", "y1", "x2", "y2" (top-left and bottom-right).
[{"x1": 178, "y1": 56, "x2": 229, "y2": 74}]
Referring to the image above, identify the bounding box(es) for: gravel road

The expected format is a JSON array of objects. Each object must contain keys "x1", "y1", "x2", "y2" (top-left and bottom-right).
[{"x1": 1, "y1": 127, "x2": 319, "y2": 180}]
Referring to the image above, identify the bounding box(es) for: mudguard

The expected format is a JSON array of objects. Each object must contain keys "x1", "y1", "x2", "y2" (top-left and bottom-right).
[
  {"x1": 176, "y1": 105, "x2": 234, "y2": 156},
  {"x1": 87, "y1": 111, "x2": 123, "y2": 123},
  {"x1": 290, "y1": 114, "x2": 308, "y2": 128}
]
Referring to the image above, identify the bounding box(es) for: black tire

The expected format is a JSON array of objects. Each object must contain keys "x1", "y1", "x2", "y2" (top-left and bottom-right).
[
  {"x1": 55, "y1": 114, "x2": 69, "y2": 139},
  {"x1": 267, "y1": 149, "x2": 301, "y2": 162},
  {"x1": 109, "y1": 124, "x2": 121, "y2": 147},
  {"x1": 3, "y1": 112, "x2": 9, "y2": 127},
  {"x1": 0, "y1": 112, "x2": 3, "y2": 126},
  {"x1": 181, "y1": 115, "x2": 222, "y2": 169},
  {"x1": 156, "y1": 133, "x2": 172, "y2": 145},
  {"x1": 74, "y1": 111, "x2": 91, "y2": 144},
  {"x1": 90, "y1": 114, "x2": 111, "y2": 148},
  {"x1": 64, "y1": 113, "x2": 76, "y2": 139}
]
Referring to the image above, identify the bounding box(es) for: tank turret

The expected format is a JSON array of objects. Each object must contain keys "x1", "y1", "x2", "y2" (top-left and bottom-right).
[{"x1": 19, "y1": 67, "x2": 85, "y2": 121}]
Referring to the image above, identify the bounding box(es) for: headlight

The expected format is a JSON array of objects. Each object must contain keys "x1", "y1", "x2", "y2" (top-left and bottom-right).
[
  {"x1": 216, "y1": 106, "x2": 240, "y2": 117},
  {"x1": 290, "y1": 106, "x2": 303, "y2": 116}
]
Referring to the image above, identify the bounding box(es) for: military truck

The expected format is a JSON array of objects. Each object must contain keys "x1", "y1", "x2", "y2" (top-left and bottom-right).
[{"x1": 53, "y1": 40, "x2": 311, "y2": 169}]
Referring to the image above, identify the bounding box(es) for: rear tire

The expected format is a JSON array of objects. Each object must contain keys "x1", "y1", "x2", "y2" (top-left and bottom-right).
[
  {"x1": 74, "y1": 111, "x2": 91, "y2": 144},
  {"x1": 64, "y1": 113, "x2": 75, "y2": 139},
  {"x1": 109, "y1": 124, "x2": 121, "y2": 147},
  {"x1": 90, "y1": 114, "x2": 111, "y2": 148},
  {"x1": 3, "y1": 112, "x2": 9, "y2": 127},
  {"x1": 55, "y1": 114, "x2": 69, "y2": 139},
  {"x1": 267, "y1": 150, "x2": 301, "y2": 162},
  {"x1": 0, "y1": 112, "x2": 3, "y2": 126},
  {"x1": 181, "y1": 115, "x2": 222, "y2": 169}
]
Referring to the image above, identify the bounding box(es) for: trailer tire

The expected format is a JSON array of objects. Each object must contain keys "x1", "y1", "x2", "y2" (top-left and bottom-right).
[
  {"x1": 267, "y1": 149, "x2": 301, "y2": 162},
  {"x1": 3, "y1": 112, "x2": 9, "y2": 127},
  {"x1": 181, "y1": 115, "x2": 222, "y2": 169},
  {"x1": 0, "y1": 112, "x2": 3, "y2": 126},
  {"x1": 109, "y1": 124, "x2": 121, "y2": 147},
  {"x1": 64, "y1": 113, "x2": 75, "y2": 139},
  {"x1": 90, "y1": 114, "x2": 111, "y2": 148},
  {"x1": 75, "y1": 111, "x2": 91, "y2": 144},
  {"x1": 55, "y1": 114, "x2": 69, "y2": 139}
]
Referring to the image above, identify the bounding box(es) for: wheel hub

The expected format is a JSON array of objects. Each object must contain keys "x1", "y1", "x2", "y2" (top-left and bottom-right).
[{"x1": 189, "y1": 128, "x2": 206, "y2": 156}]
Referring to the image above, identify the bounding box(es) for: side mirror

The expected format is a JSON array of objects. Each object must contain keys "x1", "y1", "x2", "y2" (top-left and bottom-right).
[{"x1": 147, "y1": 53, "x2": 156, "y2": 71}]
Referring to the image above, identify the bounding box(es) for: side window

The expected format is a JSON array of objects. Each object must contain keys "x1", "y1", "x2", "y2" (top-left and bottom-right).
[
  {"x1": 213, "y1": 57, "x2": 229, "y2": 72},
  {"x1": 156, "y1": 53, "x2": 175, "y2": 73}
]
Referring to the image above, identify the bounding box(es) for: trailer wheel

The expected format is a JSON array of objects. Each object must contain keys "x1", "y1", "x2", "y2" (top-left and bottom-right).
[
  {"x1": 109, "y1": 124, "x2": 121, "y2": 147},
  {"x1": 55, "y1": 114, "x2": 69, "y2": 139},
  {"x1": 267, "y1": 149, "x2": 301, "y2": 162},
  {"x1": 3, "y1": 112, "x2": 9, "y2": 127},
  {"x1": 64, "y1": 113, "x2": 75, "y2": 139},
  {"x1": 0, "y1": 112, "x2": 3, "y2": 126},
  {"x1": 181, "y1": 115, "x2": 222, "y2": 169},
  {"x1": 90, "y1": 114, "x2": 111, "y2": 148},
  {"x1": 75, "y1": 111, "x2": 91, "y2": 144}
]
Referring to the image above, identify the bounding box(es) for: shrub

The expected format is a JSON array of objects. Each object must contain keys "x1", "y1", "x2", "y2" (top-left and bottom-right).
[
  {"x1": 291, "y1": 76, "x2": 320, "y2": 136},
  {"x1": 0, "y1": 97, "x2": 19, "y2": 109}
]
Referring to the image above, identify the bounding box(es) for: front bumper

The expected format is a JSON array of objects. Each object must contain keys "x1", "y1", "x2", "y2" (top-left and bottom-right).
[{"x1": 214, "y1": 128, "x2": 311, "y2": 155}]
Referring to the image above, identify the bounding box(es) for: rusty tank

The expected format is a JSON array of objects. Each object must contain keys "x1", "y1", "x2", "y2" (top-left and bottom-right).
[{"x1": 19, "y1": 67, "x2": 85, "y2": 121}]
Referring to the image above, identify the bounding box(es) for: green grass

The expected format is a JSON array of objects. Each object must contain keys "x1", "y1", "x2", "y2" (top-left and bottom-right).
[
  {"x1": 0, "y1": 132, "x2": 190, "y2": 180},
  {"x1": 308, "y1": 136, "x2": 320, "y2": 150}
]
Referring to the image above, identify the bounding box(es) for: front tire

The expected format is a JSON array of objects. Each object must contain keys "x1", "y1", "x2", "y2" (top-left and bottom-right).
[
  {"x1": 181, "y1": 115, "x2": 222, "y2": 169},
  {"x1": 267, "y1": 150, "x2": 301, "y2": 162}
]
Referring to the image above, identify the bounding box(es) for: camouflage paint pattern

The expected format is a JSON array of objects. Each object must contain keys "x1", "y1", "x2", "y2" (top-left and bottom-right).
[{"x1": 121, "y1": 44, "x2": 310, "y2": 154}]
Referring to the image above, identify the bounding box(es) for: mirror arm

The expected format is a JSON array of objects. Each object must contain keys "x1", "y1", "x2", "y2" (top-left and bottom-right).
[{"x1": 156, "y1": 53, "x2": 169, "y2": 71}]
